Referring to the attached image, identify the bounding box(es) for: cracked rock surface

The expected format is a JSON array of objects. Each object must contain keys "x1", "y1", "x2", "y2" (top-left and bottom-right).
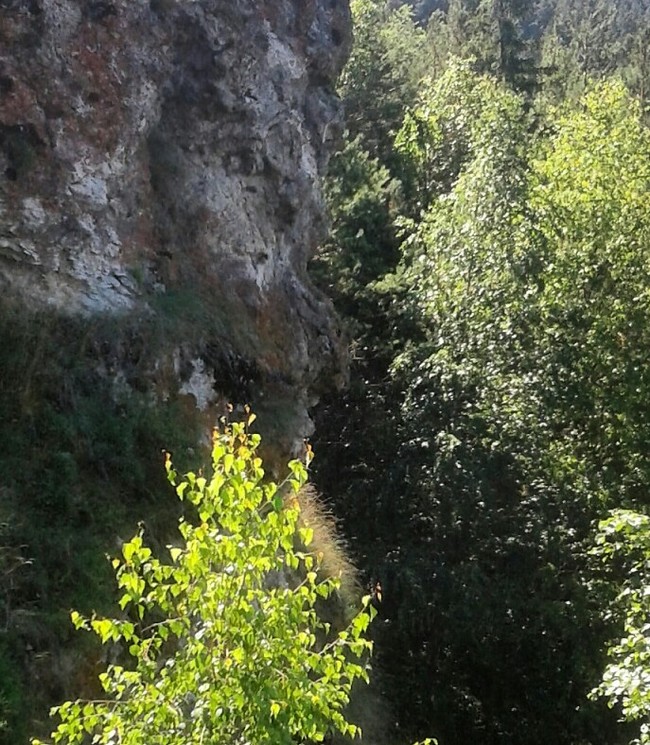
[{"x1": 0, "y1": 0, "x2": 351, "y2": 453}]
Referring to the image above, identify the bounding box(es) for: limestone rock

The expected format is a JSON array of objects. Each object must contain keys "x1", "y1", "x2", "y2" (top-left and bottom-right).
[{"x1": 0, "y1": 0, "x2": 351, "y2": 453}]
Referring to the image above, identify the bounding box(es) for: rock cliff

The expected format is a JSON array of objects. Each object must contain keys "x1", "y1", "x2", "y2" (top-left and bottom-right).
[{"x1": 0, "y1": 0, "x2": 351, "y2": 456}]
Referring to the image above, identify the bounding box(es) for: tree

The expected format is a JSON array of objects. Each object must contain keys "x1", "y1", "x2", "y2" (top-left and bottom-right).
[
  {"x1": 33, "y1": 418, "x2": 375, "y2": 745},
  {"x1": 316, "y1": 71, "x2": 650, "y2": 744},
  {"x1": 591, "y1": 510, "x2": 650, "y2": 745},
  {"x1": 379, "y1": 69, "x2": 594, "y2": 744},
  {"x1": 394, "y1": 58, "x2": 528, "y2": 206},
  {"x1": 423, "y1": 0, "x2": 544, "y2": 95},
  {"x1": 313, "y1": 136, "x2": 402, "y2": 316},
  {"x1": 539, "y1": 0, "x2": 650, "y2": 104},
  {"x1": 341, "y1": 0, "x2": 428, "y2": 167},
  {"x1": 528, "y1": 81, "x2": 650, "y2": 494},
  {"x1": 383, "y1": 76, "x2": 650, "y2": 744}
]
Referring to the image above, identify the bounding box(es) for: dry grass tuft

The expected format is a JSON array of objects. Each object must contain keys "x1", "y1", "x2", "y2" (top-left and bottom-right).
[{"x1": 295, "y1": 485, "x2": 362, "y2": 626}]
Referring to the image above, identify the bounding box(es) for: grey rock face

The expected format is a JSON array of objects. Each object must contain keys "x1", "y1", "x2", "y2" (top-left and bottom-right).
[{"x1": 0, "y1": 0, "x2": 351, "y2": 453}]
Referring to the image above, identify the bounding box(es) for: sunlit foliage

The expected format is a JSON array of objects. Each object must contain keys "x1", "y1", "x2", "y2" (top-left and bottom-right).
[{"x1": 34, "y1": 420, "x2": 375, "y2": 745}]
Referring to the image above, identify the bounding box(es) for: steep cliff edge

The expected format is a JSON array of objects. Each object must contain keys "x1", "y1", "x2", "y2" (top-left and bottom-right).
[
  {"x1": 0, "y1": 0, "x2": 351, "y2": 456},
  {"x1": 0, "y1": 1, "x2": 357, "y2": 740}
]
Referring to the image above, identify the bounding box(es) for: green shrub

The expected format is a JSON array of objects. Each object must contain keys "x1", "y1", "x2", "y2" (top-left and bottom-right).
[{"x1": 33, "y1": 418, "x2": 375, "y2": 745}]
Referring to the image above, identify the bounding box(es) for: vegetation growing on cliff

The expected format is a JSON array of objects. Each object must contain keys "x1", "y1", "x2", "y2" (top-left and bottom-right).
[{"x1": 0, "y1": 306, "x2": 205, "y2": 743}]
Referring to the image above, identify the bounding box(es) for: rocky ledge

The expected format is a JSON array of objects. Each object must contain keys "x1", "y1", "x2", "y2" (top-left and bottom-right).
[{"x1": 0, "y1": 0, "x2": 351, "y2": 456}]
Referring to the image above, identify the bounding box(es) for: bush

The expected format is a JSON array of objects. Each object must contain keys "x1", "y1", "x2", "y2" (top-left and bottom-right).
[{"x1": 33, "y1": 417, "x2": 375, "y2": 745}]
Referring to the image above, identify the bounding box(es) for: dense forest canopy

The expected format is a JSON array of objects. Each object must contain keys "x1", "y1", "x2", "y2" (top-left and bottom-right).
[{"x1": 311, "y1": 0, "x2": 650, "y2": 743}]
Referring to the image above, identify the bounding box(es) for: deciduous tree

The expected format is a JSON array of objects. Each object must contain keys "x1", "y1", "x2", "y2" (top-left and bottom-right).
[{"x1": 33, "y1": 420, "x2": 375, "y2": 745}]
